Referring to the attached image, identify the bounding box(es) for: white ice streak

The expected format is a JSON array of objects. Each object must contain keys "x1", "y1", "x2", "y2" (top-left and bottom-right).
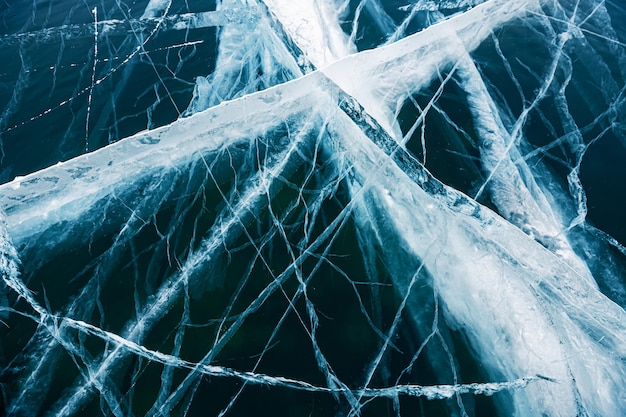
[
  {"x1": 0, "y1": 211, "x2": 20, "y2": 322},
  {"x1": 2, "y1": 296, "x2": 549, "y2": 403},
  {"x1": 141, "y1": 0, "x2": 173, "y2": 19},
  {"x1": 445, "y1": 22, "x2": 596, "y2": 281},
  {"x1": 51, "y1": 315, "x2": 557, "y2": 400},
  {"x1": 85, "y1": 7, "x2": 98, "y2": 152},
  {"x1": 183, "y1": 0, "x2": 301, "y2": 115},
  {"x1": 261, "y1": 0, "x2": 356, "y2": 68},
  {"x1": 0, "y1": 11, "x2": 250, "y2": 47}
]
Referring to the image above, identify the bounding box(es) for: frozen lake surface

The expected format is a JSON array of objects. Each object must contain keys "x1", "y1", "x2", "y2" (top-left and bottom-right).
[{"x1": 1, "y1": 0, "x2": 625, "y2": 416}]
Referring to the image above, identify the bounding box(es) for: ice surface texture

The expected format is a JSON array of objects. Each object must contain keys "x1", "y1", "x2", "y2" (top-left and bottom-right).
[{"x1": 1, "y1": 0, "x2": 625, "y2": 416}]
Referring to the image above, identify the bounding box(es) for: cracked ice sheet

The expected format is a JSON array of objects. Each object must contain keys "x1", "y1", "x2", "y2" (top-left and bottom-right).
[
  {"x1": 184, "y1": 0, "x2": 601, "y2": 289},
  {"x1": 0, "y1": 74, "x2": 333, "y2": 261},
  {"x1": 6, "y1": 75, "x2": 623, "y2": 415},
  {"x1": 2, "y1": 75, "x2": 625, "y2": 416},
  {"x1": 325, "y1": 102, "x2": 626, "y2": 416},
  {"x1": 0, "y1": 0, "x2": 527, "y2": 261},
  {"x1": 322, "y1": 0, "x2": 534, "y2": 137},
  {"x1": 0, "y1": 0, "x2": 221, "y2": 184},
  {"x1": 263, "y1": 0, "x2": 527, "y2": 137},
  {"x1": 1, "y1": 0, "x2": 622, "y2": 414}
]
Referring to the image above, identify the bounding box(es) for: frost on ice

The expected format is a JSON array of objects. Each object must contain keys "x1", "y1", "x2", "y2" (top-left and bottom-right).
[{"x1": 0, "y1": 0, "x2": 625, "y2": 416}]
